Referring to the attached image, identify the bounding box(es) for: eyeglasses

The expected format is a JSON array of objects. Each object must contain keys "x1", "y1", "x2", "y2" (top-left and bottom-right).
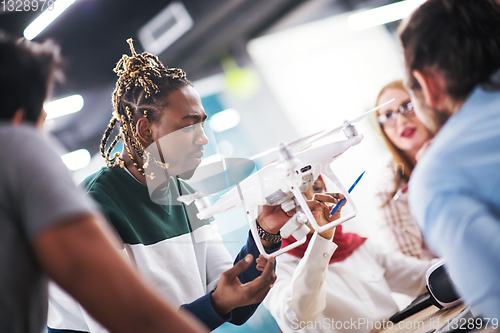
[{"x1": 377, "y1": 101, "x2": 415, "y2": 127}]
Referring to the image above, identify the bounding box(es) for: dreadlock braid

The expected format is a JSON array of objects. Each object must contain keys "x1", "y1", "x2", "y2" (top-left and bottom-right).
[
  {"x1": 100, "y1": 38, "x2": 192, "y2": 177},
  {"x1": 105, "y1": 131, "x2": 122, "y2": 167},
  {"x1": 120, "y1": 117, "x2": 144, "y2": 174},
  {"x1": 100, "y1": 116, "x2": 117, "y2": 159}
]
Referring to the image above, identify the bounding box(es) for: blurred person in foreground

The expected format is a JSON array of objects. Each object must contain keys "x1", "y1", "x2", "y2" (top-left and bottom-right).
[
  {"x1": 374, "y1": 80, "x2": 437, "y2": 260},
  {"x1": 0, "y1": 31, "x2": 208, "y2": 333},
  {"x1": 400, "y1": 0, "x2": 500, "y2": 319},
  {"x1": 263, "y1": 176, "x2": 437, "y2": 333}
]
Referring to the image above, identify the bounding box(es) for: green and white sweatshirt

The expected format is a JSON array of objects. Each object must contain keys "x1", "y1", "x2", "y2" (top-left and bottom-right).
[{"x1": 48, "y1": 166, "x2": 265, "y2": 332}]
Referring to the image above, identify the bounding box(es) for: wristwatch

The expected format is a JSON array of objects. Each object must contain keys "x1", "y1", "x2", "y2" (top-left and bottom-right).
[{"x1": 256, "y1": 220, "x2": 282, "y2": 244}]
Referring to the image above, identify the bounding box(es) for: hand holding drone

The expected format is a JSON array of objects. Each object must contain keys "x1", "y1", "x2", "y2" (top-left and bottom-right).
[
  {"x1": 306, "y1": 192, "x2": 347, "y2": 240},
  {"x1": 178, "y1": 99, "x2": 394, "y2": 258}
]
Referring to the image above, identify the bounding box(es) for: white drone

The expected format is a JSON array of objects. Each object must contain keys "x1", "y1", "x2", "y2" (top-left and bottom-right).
[{"x1": 178, "y1": 100, "x2": 394, "y2": 258}]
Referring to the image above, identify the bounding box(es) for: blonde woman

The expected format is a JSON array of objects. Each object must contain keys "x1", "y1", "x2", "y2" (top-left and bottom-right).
[{"x1": 374, "y1": 80, "x2": 436, "y2": 260}]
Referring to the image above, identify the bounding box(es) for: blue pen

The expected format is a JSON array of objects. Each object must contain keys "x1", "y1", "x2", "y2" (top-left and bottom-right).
[{"x1": 329, "y1": 171, "x2": 365, "y2": 216}]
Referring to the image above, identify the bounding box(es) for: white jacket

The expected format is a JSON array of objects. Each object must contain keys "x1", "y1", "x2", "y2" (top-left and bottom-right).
[{"x1": 264, "y1": 233, "x2": 435, "y2": 333}]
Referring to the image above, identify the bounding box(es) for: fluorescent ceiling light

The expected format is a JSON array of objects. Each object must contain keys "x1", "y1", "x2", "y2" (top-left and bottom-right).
[
  {"x1": 193, "y1": 74, "x2": 225, "y2": 98},
  {"x1": 210, "y1": 109, "x2": 241, "y2": 132},
  {"x1": 23, "y1": 0, "x2": 76, "y2": 40},
  {"x1": 348, "y1": 0, "x2": 426, "y2": 31},
  {"x1": 138, "y1": 1, "x2": 193, "y2": 55},
  {"x1": 45, "y1": 94, "x2": 84, "y2": 120},
  {"x1": 61, "y1": 149, "x2": 91, "y2": 171}
]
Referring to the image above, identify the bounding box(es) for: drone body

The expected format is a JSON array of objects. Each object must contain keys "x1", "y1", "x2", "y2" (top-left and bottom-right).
[
  {"x1": 196, "y1": 135, "x2": 362, "y2": 220},
  {"x1": 181, "y1": 134, "x2": 363, "y2": 258}
]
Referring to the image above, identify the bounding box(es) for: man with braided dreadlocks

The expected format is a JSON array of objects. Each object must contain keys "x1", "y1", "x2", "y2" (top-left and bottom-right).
[{"x1": 48, "y1": 39, "x2": 286, "y2": 332}]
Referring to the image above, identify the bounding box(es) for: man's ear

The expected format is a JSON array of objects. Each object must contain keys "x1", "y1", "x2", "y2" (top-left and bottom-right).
[
  {"x1": 11, "y1": 109, "x2": 26, "y2": 125},
  {"x1": 36, "y1": 109, "x2": 47, "y2": 129},
  {"x1": 136, "y1": 118, "x2": 153, "y2": 144},
  {"x1": 412, "y1": 69, "x2": 447, "y2": 109}
]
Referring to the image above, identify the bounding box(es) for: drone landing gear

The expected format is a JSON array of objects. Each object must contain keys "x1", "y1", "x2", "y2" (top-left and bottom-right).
[
  {"x1": 280, "y1": 204, "x2": 311, "y2": 242},
  {"x1": 238, "y1": 184, "x2": 308, "y2": 259}
]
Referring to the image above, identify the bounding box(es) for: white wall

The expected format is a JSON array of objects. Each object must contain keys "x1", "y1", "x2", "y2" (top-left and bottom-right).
[{"x1": 247, "y1": 12, "x2": 405, "y2": 243}]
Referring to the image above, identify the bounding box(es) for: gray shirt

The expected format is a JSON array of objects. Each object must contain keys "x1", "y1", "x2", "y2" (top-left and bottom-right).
[{"x1": 0, "y1": 124, "x2": 95, "y2": 333}]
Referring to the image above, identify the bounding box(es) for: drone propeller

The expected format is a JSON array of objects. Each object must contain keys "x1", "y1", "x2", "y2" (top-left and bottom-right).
[
  {"x1": 308, "y1": 98, "x2": 395, "y2": 144},
  {"x1": 248, "y1": 129, "x2": 326, "y2": 161},
  {"x1": 248, "y1": 99, "x2": 394, "y2": 162},
  {"x1": 351, "y1": 99, "x2": 394, "y2": 123},
  {"x1": 177, "y1": 191, "x2": 211, "y2": 205}
]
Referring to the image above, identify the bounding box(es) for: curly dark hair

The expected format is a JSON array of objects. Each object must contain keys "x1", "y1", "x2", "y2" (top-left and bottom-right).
[
  {"x1": 0, "y1": 31, "x2": 62, "y2": 122},
  {"x1": 399, "y1": 0, "x2": 500, "y2": 101}
]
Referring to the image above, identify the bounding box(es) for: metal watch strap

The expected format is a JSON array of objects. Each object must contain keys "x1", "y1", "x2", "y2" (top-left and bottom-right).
[{"x1": 256, "y1": 220, "x2": 282, "y2": 244}]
